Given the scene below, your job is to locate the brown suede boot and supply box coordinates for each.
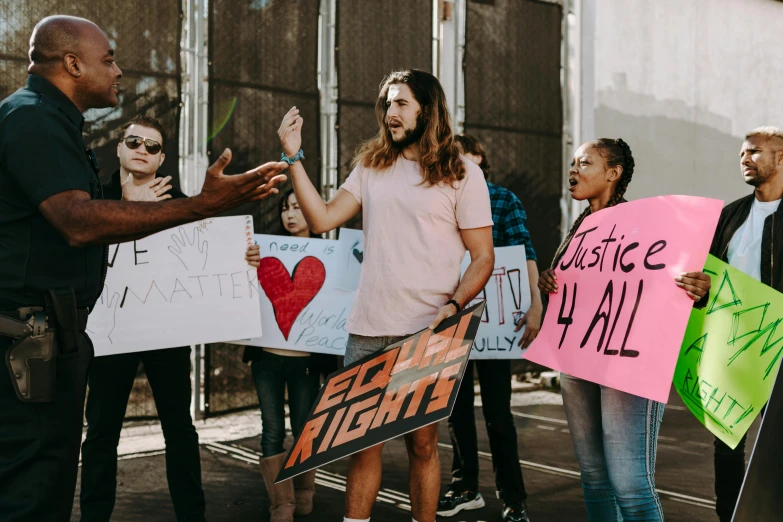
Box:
[293,469,317,516]
[258,452,295,522]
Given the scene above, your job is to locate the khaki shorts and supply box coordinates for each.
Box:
[344,334,408,366]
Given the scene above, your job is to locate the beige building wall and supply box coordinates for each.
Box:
[588,0,783,204]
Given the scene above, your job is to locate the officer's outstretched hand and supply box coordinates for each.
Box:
[196,149,288,213]
[122,173,173,202]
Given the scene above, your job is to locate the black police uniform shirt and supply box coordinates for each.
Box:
[102,169,186,201]
[0,74,104,310]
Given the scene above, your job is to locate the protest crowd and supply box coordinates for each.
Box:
[1,14,782,522]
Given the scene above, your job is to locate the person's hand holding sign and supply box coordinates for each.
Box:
[428,301,459,330]
[245,243,261,268]
[538,268,558,294]
[675,271,711,301]
[515,300,542,348]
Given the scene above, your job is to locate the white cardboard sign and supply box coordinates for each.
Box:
[462,246,531,359]
[335,228,364,292]
[87,216,262,356]
[234,234,353,355]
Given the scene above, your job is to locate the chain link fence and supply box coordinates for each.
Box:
[464,0,563,269]
[0,1,182,189]
[203,0,322,416]
[203,0,433,416]
[464,0,563,375]
[0,1,182,419]
[1,0,564,419]
[335,0,433,229]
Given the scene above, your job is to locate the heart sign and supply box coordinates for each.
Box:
[350,240,364,264]
[257,256,326,340]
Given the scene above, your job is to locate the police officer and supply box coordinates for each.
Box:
[0,16,287,522]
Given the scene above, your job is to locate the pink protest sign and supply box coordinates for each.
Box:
[524,196,723,403]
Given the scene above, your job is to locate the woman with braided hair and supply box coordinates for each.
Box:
[540,139,710,522]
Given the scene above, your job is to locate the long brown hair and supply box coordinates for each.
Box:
[352,69,465,186]
[551,138,636,268]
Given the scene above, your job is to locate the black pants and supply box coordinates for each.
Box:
[80,347,205,522]
[0,332,93,522]
[311,352,339,381]
[447,359,527,504]
[713,402,767,522]
[714,434,747,522]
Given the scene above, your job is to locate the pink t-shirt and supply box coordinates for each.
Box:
[340,155,493,336]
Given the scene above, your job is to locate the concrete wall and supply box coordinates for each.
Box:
[589,0,783,204]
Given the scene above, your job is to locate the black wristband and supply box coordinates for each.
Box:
[446,299,461,313]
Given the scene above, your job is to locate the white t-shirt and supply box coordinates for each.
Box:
[339,155,493,336]
[727,198,781,280]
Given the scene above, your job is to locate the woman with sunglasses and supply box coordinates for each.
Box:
[243,189,328,522]
[542,138,711,522]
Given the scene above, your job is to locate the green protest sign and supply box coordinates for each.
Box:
[674,255,783,449]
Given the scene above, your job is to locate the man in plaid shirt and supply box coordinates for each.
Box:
[437,135,542,522]
[488,183,539,255]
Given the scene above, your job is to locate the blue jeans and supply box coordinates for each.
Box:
[561,374,665,522]
[251,351,320,456]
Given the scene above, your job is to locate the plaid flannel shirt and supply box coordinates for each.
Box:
[487,181,537,261]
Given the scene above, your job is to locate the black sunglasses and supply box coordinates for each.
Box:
[123,135,163,155]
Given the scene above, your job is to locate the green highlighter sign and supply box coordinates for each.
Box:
[675,255,783,449]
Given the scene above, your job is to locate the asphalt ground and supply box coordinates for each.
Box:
[70,386,758,522]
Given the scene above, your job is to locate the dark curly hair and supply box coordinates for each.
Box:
[552,138,635,267]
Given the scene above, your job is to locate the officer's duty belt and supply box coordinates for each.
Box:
[0,308,89,338]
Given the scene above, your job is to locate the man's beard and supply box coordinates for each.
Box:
[390,115,427,149]
[745,164,775,187]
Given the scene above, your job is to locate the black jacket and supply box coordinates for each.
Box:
[708,193,783,292]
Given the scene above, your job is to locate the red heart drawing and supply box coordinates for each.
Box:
[257,256,326,340]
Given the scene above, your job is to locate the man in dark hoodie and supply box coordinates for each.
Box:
[79,115,202,522]
[707,126,783,522]
[79,115,259,522]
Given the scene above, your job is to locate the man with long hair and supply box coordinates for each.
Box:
[276,69,494,522]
